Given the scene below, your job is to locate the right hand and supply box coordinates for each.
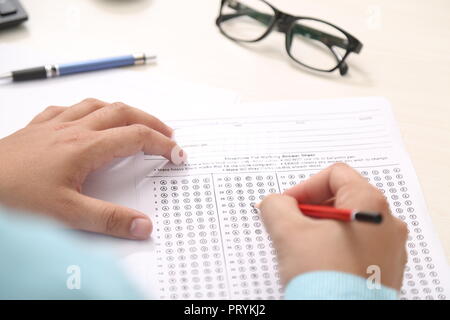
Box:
[259,163,408,290]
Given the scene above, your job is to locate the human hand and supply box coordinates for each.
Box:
[259,163,408,290]
[0,98,186,240]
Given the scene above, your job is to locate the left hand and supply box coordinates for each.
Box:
[0,98,185,240]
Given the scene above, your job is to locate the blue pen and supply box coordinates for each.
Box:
[0,53,155,82]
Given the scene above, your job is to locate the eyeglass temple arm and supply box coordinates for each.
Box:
[219,2,361,53]
[292,23,349,51]
[218,10,273,28]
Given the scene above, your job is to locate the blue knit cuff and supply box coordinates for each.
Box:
[284,271,398,300]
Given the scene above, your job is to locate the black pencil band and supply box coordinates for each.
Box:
[354,212,383,224]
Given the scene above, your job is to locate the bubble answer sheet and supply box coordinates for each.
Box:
[133,97,450,300]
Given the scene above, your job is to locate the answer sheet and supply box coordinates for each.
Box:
[134,97,450,300]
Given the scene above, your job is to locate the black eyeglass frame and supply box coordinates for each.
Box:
[215,0,363,76]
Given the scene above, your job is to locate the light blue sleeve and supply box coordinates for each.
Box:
[284,271,398,300]
[0,207,142,299]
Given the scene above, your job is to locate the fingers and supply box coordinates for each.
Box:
[92,124,185,166]
[55,98,109,122]
[283,163,366,204]
[258,194,310,244]
[28,106,67,125]
[66,192,152,240]
[333,181,391,217]
[284,163,390,216]
[78,102,173,138]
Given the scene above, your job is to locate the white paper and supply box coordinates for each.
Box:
[134,97,450,300]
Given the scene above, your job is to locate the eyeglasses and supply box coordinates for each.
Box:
[215,0,363,76]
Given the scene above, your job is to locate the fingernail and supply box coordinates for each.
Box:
[254,202,261,209]
[130,218,152,240]
[170,145,188,165]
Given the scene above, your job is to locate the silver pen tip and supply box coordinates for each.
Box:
[145,53,157,61]
[0,72,12,80]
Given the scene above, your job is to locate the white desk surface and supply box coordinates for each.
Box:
[1,0,449,262]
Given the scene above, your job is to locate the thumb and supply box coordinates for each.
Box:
[67,193,152,240]
[258,194,310,244]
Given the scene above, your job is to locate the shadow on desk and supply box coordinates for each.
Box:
[92,0,153,14]
[232,40,374,87]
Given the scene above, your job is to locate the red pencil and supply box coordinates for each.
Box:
[298,204,383,224]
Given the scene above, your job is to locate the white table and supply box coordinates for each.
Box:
[2,0,449,262]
